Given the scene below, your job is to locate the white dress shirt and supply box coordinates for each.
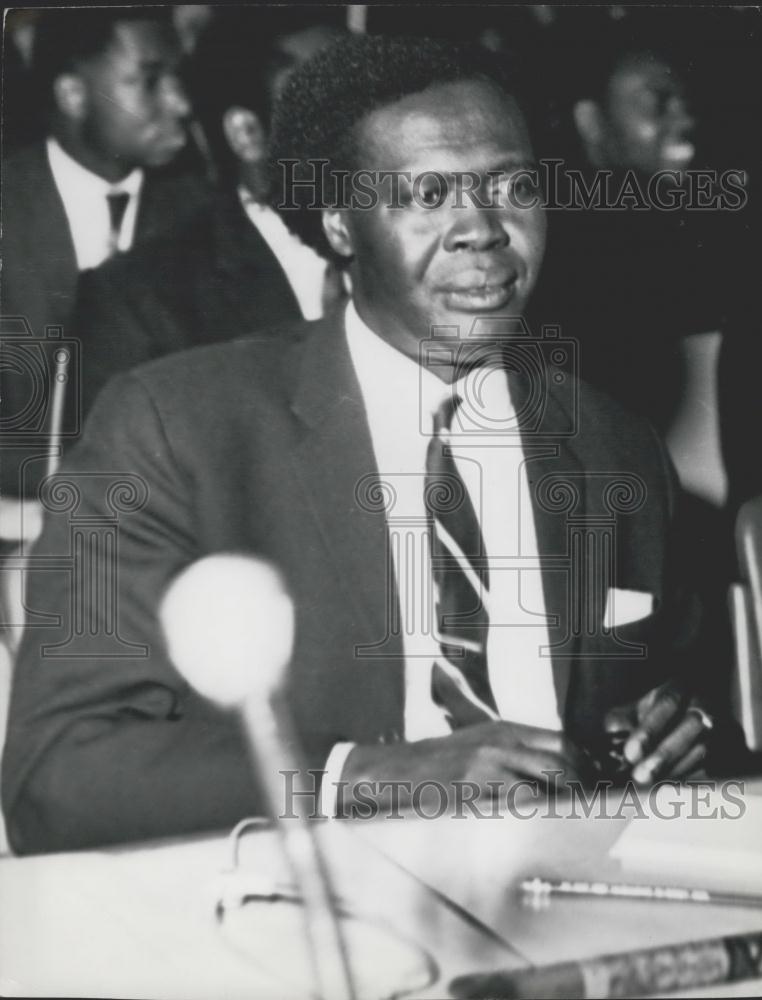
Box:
[239,189,330,320]
[321,302,562,809]
[46,137,143,271]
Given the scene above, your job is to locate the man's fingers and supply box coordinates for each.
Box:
[510,726,594,782]
[478,745,587,787]
[484,722,566,761]
[669,743,708,779]
[603,704,637,735]
[631,711,705,784]
[510,724,566,756]
[624,686,686,765]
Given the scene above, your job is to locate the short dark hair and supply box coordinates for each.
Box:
[268,34,523,257]
[568,17,686,106]
[32,7,175,105]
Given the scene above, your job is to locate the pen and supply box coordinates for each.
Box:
[520,876,762,908]
[450,930,762,999]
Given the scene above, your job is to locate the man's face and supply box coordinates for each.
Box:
[77,20,190,174]
[600,52,695,175]
[329,79,546,370]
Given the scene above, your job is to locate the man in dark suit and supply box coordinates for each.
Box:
[1,8,209,498]
[2,37,733,854]
[532,20,722,432]
[73,9,345,417]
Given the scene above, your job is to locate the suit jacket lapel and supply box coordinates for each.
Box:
[28,144,78,333]
[134,172,168,241]
[288,317,403,660]
[510,363,586,719]
[136,171,188,241]
[136,168,211,245]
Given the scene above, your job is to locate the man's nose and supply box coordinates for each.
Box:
[160,75,192,119]
[443,205,509,253]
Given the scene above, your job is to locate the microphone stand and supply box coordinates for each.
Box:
[160,555,356,1000]
[240,690,357,1000]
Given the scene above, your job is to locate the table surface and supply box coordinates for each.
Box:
[1,784,761,1000]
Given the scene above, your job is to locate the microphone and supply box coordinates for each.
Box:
[160,553,356,1000]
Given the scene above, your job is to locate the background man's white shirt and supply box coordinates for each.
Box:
[47,137,143,271]
[240,189,331,320]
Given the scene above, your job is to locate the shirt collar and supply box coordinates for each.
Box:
[344,299,516,431]
[345,298,463,427]
[47,136,143,199]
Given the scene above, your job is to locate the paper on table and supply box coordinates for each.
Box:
[609,785,762,893]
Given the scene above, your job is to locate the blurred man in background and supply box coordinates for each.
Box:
[73,9,345,417]
[535,27,708,430]
[571,46,696,178]
[2,7,209,500]
[534,18,748,711]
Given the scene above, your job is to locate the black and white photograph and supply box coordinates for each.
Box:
[0,3,761,998]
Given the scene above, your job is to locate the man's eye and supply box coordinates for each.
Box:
[413,177,448,208]
[493,173,540,203]
[419,185,444,207]
[513,175,540,199]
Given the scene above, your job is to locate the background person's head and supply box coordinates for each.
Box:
[570,30,695,176]
[33,8,191,182]
[189,9,345,200]
[269,35,546,369]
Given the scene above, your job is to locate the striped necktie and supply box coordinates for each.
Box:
[425,394,498,728]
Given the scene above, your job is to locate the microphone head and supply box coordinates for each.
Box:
[160,553,294,707]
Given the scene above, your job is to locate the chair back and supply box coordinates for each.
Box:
[729,495,762,751]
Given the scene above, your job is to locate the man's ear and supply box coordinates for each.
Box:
[52,74,88,121]
[573,99,604,151]
[222,106,267,164]
[322,209,353,260]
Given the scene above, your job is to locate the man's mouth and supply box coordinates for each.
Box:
[152,127,188,154]
[440,271,519,312]
[660,139,695,167]
[163,131,188,150]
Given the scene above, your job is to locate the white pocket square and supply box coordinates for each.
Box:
[604,588,654,629]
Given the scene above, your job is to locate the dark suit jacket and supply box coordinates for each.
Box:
[1,141,210,338]
[0,140,210,497]
[74,193,302,416]
[1,315,721,853]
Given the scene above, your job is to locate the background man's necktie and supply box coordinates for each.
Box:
[106,191,130,256]
[425,395,499,728]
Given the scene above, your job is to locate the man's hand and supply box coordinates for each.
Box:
[604,683,712,785]
[341,721,595,812]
